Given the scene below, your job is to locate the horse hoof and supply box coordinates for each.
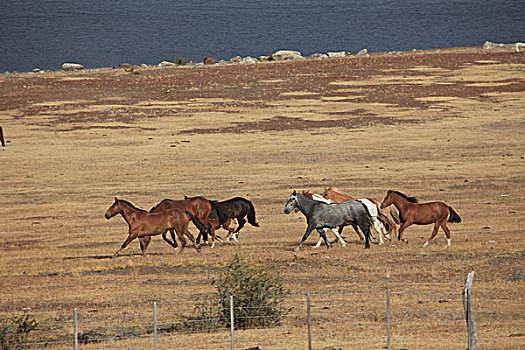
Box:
[294,247,301,252]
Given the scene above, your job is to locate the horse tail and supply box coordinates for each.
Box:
[377,211,394,235]
[448,207,462,223]
[390,206,400,225]
[185,211,207,233]
[246,200,259,227]
[210,200,228,226]
[360,203,375,229]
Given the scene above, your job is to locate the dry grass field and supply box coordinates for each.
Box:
[1,46,524,349]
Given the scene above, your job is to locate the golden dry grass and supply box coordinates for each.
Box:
[0,47,524,349]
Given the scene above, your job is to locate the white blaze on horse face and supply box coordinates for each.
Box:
[284,195,297,214]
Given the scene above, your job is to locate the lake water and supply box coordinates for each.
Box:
[1,0,523,72]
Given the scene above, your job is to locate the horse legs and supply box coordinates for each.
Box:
[169,229,178,248]
[115,232,138,256]
[350,223,366,243]
[357,222,371,249]
[295,225,315,251]
[139,236,151,255]
[316,228,331,249]
[196,224,211,246]
[162,230,178,250]
[441,222,452,247]
[209,226,217,249]
[314,228,330,248]
[234,216,246,233]
[174,229,187,254]
[182,229,201,253]
[333,227,347,247]
[423,221,441,247]
[371,218,386,245]
[397,221,412,244]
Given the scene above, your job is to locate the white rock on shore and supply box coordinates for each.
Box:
[61,63,84,70]
[270,50,303,61]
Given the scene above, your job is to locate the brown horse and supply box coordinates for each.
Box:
[104,198,201,256]
[139,196,227,252]
[321,187,397,244]
[0,126,5,150]
[379,190,461,247]
[202,197,260,247]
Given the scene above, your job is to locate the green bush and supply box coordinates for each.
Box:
[184,255,288,332]
[175,57,190,66]
[0,313,38,350]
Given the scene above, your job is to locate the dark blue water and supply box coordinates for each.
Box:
[1,0,523,72]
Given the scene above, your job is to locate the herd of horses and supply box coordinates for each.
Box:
[105,196,259,256]
[105,187,461,256]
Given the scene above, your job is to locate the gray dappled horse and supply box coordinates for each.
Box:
[284,191,374,251]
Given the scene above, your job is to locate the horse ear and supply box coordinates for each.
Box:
[114,197,118,201]
[292,190,296,195]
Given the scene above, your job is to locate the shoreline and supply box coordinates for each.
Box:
[3,41,523,76]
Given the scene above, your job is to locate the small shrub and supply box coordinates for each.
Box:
[175,57,190,66]
[0,313,38,350]
[184,255,288,332]
[213,255,288,329]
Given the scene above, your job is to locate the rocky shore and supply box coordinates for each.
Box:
[5,41,524,76]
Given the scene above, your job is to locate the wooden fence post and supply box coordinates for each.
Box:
[230,295,234,350]
[153,302,157,350]
[463,271,477,350]
[74,308,78,350]
[386,289,391,350]
[307,292,312,350]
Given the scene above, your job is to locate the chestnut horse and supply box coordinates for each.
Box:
[104,198,201,256]
[380,190,461,247]
[138,196,228,252]
[198,196,260,247]
[0,126,5,150]
[322,187,396,244]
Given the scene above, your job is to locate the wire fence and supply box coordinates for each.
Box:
[6,284,524,349]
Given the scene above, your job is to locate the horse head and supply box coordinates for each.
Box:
[284,190,299,214]
[380,190,395,209]
[105,197,121,219]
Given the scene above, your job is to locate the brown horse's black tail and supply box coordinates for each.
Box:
[246,200,259,227]
[185,211,207,233]
[448,207,462,223]
[210,200,229,226]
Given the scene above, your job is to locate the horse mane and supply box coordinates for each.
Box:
[118,199,148,212]
[393,191,418,203]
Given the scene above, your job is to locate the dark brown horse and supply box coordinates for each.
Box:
[201,197,260,247]
[0,126,5,150]
[139,196,227,252]
[380,190,461,247]
[104,198,201,256]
